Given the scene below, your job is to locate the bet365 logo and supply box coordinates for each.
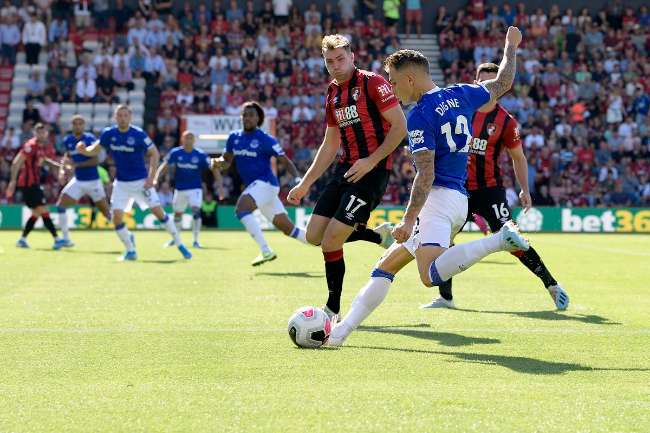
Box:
[335,105,359,122]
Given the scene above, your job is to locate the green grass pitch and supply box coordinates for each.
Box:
[1,230,649,433]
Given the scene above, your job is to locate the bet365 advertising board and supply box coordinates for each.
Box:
[1,205,649,233]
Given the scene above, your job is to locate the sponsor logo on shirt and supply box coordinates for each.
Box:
[177,163,199,169]
[111,144,135,152]
[233,149,258,157]
[335,105,360,127]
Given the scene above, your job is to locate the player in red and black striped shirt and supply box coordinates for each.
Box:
[288,34,407,318]
[6,123,65,249]
[424,63,568,310]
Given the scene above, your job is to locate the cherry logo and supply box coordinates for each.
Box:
[302,308,314,318]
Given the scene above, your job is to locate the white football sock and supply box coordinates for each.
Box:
[163,214,182,245]
[57,207,69,240]
[240,213,271,254]
[115,224,134,252]
[288,226,308,244]
[174,215,182,234]
[335,269,394,339]
[192,214,201,243]
[430,233,502,284]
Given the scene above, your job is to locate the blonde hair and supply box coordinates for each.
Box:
[114,104,131,114]
[71,114,86,123]
[321,34,351,54]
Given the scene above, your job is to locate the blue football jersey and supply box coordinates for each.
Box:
[63,132,98,181]
[165,147,210,191]
[99,125,153,181]
[407,83,491,195]
[225,128,284,187]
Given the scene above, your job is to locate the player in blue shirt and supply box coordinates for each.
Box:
[215,101,307,266]
[154,130,224,248]
[76,104,192,261]
[55,115,111,247]
[329,27,530,346]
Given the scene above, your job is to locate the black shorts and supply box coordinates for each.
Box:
[20,185,46,209]
[313,164,390,227]
[467,187,512,232]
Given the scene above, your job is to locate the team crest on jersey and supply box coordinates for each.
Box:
[127,137,135,145]
[250,139,259,149]
[351,87,360,101]
[487,123,497,136]
[191,156,198,163]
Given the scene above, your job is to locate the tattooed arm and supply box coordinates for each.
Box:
[392,149,435,243]
[482,26,522,101]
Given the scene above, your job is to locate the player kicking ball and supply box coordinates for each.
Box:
[154,130,224,249]
[76,104,191,261]
[329,28,529,347]
[55,115,111,247]
[214,101,308,266]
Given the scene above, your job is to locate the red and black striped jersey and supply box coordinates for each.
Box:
[466,104,522,191]
[17,138,45,188]
[325,68,399,170]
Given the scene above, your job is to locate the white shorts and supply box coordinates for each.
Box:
[111,179,161,211]
[403,186,468,256]
[61,177,106,202]
[243,180,287,221]
[173,188,202,213]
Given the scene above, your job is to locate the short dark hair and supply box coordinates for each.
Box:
[383,49,429,74]
[476,62,499,80]
[241,101,265,127]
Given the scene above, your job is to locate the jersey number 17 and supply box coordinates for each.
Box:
[441,115,471,153]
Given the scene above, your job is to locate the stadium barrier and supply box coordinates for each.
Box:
[1,205,649,233]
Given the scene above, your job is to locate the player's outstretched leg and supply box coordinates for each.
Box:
[56,192,78,247]
[235,194,275,265]
[427,221,529,287]
[191,207,202,248]
[17,209,40,248]
[271,213,307,244]
[345,222,395,249]
[329,243,414,347]
[113,209,136,261]
[320,219,355,317]
[164,212,183,248]
[152,206,191,260]
[36,206,65,250]
[512,247,568,310]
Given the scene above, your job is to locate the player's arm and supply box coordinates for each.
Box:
[287,126,340,204]
[507,145,531,211]
[211,164,226,201]
[144,145,160,189]
[42,157,66,170]
[276,155,301,181]
[345,105,407,183]
[6,151,26,198]
[392,149,435,243]
[481,26,522,102]
[212,151,233,170]
[76,139,102,157]
[153,159,168,187]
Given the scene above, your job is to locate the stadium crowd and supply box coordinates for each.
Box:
[0,0,649,211]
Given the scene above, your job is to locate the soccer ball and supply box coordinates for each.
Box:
[287,306,331,348]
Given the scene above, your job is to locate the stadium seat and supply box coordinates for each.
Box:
[7,114,21,128]
[116,90,128,103]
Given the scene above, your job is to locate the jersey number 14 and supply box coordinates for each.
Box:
[441,115,471,153]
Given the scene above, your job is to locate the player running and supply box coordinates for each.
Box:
[154,130,224,248]
[287,34,407,319]
[55,115,111,247]
[6,123,65,249]
[422,62,568,310]
[328,27,529,347]
[76,104,191,261]
[215,101,309,266]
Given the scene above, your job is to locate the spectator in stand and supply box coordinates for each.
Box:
[75,54,97,81]
[26,70,45,101]
[272,0,292,25]
[96,64,119,103]
[113,59,134,91]
[75,72,96,103]
[48,15,68,43]
[22,11,46,65]
[383,0,400,27]
[405,0,422,38]
[36,95,60,128]
[0,13,20,65]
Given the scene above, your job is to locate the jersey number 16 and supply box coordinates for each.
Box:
[441,115,471,153]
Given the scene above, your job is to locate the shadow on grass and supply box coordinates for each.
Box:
[455,309,621,325]
[256,272,324,278]
[138,259,183,264]
[358,326,500,347]
[347,345,650,375]
[60,249,123,255]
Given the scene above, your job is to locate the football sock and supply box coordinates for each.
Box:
[22,215,38,238]
[192,211,201,243]
[345,226,381,244]
[324,249,345,314]
[174,214,182,234]
[115,223,135,251]
[288,226,307,244]
[57,207,69,240]
[429,233,502,285]
[338,269,394,338]
[512,247,558,288]
[439,278,454,300]
[41,212,59,238]
[238,212,271,254]
[161,214,182,245]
